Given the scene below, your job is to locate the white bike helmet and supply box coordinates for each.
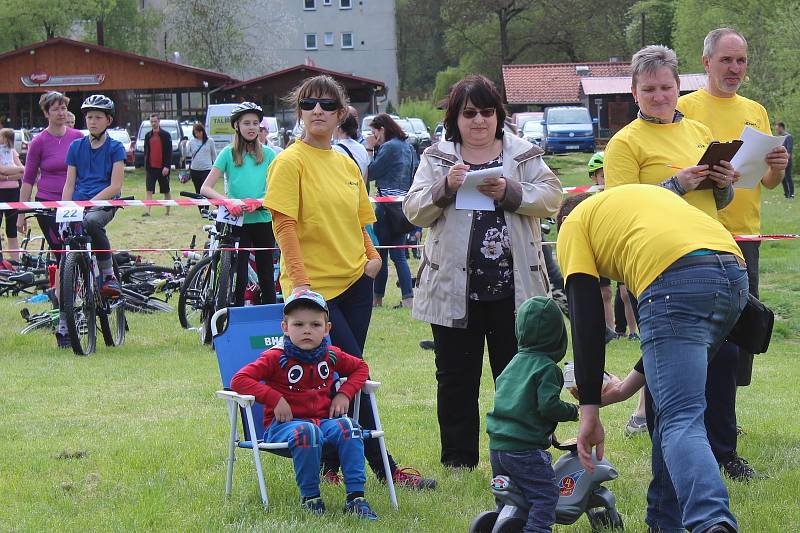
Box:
[230,102,263,126]
[81,94,115,117]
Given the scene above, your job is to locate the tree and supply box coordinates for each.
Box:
[625,0,676,50]
[165,0,295,77]
[396,0,449,97]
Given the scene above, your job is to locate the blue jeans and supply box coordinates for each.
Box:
[490,449,558,533]
[373,208,414,299]
[638,255,748,533]
[265,417,366,497]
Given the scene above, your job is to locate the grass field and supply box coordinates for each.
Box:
[1,158,798,532]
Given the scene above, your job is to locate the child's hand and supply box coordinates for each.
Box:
[329,393,350,418]
[273,397,293,423]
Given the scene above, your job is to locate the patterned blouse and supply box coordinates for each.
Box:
[465,155,514,301]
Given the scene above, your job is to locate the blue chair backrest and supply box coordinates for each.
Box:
[214,304,285,440]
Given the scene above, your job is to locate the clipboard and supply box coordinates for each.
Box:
[696,140,743,190]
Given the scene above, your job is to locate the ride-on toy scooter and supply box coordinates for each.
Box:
[468,435,623,532]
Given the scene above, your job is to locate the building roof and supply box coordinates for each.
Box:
[223,64,385,93]
[503,62,632,104]
[580,73,708,95]
[0,37,233,83]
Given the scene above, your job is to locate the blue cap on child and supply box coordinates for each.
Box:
[283,288,329,315]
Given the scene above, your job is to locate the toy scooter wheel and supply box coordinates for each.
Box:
[468,511,499,533]
[587,507,624,531]
[492,516,525,533]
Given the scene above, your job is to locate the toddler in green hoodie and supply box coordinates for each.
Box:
[486,296,578,533]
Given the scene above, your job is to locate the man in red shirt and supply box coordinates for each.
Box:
[142,113,172,216]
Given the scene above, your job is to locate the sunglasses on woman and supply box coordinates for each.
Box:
[461,108,496,119]
[299,98,340,112]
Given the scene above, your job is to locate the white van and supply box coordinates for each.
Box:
[205,103,238,153]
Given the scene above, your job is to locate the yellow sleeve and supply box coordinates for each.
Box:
[357,175,377,226]
[264,155,301,219]
[556,219,600,283]
[604,134,641,189]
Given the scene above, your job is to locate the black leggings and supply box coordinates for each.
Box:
[232,222,275,306]
[0,187,19,239]
[190,169,211,213]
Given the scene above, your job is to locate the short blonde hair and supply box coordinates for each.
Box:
[631,45,679,87]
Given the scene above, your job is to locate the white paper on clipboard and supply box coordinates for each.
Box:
[455,167,502,210]
[730,126,786,189]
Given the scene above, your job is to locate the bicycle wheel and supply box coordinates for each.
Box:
[214,250,236,316]
[178,256,212,330]
[61,252,96,356]
[99,259,126,347]
[121,288,174,314]
[121,265,176,297]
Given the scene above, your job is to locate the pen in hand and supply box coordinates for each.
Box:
[665,164,683,170]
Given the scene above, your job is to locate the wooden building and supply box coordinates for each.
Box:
[0,38,233,132]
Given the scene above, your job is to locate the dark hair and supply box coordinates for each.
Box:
[443,74,506,144]
[556,192,591,230]
[287,75,347,118]
[339,111,360,139]
[150,113,159,119]
[193,122,208,142]
[39,91,70,114]
[775,121,786,129]
[369,113,406,141]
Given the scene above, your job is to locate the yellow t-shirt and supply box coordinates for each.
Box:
[678,88,772,234]
[264,140,376,300]
[605,117,717,218]
[556,184,743,298]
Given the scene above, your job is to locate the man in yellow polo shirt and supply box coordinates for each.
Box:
[678,27,788,481]
[557,185,747,533]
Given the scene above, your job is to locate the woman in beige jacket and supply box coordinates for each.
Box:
[403,75,563,469]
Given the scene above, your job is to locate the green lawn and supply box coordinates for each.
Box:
[1,162,798,532]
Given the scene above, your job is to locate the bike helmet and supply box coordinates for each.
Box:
[587,151,604,174]
[81,94,115,117]
[230,102,263,127]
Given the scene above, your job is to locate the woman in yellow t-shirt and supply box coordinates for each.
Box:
[604,45,737,219]
[264,75,436,490]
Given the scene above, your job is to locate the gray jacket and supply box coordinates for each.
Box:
[403,132,563,328]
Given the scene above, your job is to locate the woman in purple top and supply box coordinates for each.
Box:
[17,91,84,349]
[17,91,84,248]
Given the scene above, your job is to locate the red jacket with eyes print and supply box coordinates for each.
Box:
[230,345,369,428]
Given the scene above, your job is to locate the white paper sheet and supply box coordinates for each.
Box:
[730,126,786,189]
[455,166,503,210]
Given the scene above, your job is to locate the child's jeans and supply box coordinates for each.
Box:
[490,449,558,533]
[265,417,366,498]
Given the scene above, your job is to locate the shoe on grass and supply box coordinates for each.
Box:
[721,455,767,482]
[624,415,648,437]
[605,327,619,344]
[419,340,435,350]
[392,467,437,490]
[301,496,325,515]
[56,332,71,349]
[628,332,640,341]
[342,497,378,520]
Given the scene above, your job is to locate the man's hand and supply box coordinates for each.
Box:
[273,397,293,423]
[364,257,381,278]
[766,146,789,173]
[161,167,170,177]
[329,393,350,418]
[577,405,604,473]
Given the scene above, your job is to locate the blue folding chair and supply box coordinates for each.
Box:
[211,304,398,509]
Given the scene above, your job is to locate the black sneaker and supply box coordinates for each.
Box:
[721,455,766,481]
[419,340,435,350]
[301,496,325,515]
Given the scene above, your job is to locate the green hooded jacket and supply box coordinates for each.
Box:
[486,297,578,451]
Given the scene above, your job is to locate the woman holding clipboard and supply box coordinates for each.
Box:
[604,45,738,217]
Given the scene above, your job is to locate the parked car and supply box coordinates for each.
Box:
[541,106,596,154]
[512,111,544,133]
[521,120,544,146]
[395,118,419,152]
[361,113,400,140]
[80,128,135,165]
[433,122,445,144]
[14,129,31,164]
[262,116,281,147]
[408,118,432,153]
[134,119,185,167]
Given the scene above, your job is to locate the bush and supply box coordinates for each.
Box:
[397,99,444,133]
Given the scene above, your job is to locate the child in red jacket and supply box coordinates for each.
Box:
[231,289,377,519]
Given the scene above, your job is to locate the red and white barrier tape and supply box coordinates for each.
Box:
[2,244,424,255]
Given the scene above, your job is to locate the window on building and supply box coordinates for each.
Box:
[323,0,331,4]
[304,0,315,10]
[305,33,318,50]
[339,0,352,9]
[341,32,354,49]
[324,32,334,46]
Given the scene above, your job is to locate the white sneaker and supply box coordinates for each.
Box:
[624,415,648,437]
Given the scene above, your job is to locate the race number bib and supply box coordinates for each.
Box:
[55,207,85,223]
[215,205,244,226]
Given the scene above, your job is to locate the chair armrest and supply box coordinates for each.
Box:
[336,378,382,395]
[215,389,255,408]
